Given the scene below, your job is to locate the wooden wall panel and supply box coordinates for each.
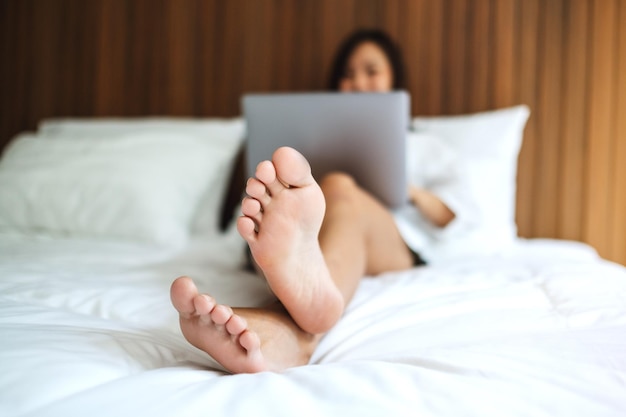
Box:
[0,0,625,265]
[559,0,589,241]
[466,0,492,113]
[403,0,427,114]
[612,1,626,262]
[422,1,444,114]
[535,0,563,239]
[444,0,468,114]
[492,0,516,109]
[586,0,618,258]
[195,0,217,114]
[167,0,197,115]
[515,0,539,238]
[95,0,127,115]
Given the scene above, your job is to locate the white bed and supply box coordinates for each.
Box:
[1,110,625,417]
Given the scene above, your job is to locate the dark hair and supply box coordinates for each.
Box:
[327,29,407,91]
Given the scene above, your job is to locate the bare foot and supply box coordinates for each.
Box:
[171,276,317,374]
[237,147,344,334]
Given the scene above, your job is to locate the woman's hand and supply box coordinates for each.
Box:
[408,186,455,228]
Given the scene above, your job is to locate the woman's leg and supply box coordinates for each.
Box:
[318,172,414,303]
[171,147,413,373]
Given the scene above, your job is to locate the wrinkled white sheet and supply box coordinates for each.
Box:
[1,231,625,417]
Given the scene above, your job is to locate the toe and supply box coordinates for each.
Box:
[239,330,261,352]
[256,160,284,196]
[245,178,271,206]
[225,315,247,335]
[237,216,257,242]
[211,304,233,325]
[241,197,263,222]
[170,276,198,316]
[193,294,216,315]
[273,146,314,188]
[255,160,276,183]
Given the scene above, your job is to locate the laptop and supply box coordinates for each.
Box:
[242,91,410,208]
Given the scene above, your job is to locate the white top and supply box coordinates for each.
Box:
[393,130,478,262]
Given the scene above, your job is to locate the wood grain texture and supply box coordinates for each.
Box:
[515,0,539,238]
[0,0,624,264]
[612,0,626,263]
[534,0,563,239]
[559,0,588,241]
[585,0,617,257]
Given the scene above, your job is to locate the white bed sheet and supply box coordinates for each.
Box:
[1,230,625,417]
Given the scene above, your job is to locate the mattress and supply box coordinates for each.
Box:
[1,230,625,417]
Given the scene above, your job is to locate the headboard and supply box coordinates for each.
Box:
[1,0,624,265]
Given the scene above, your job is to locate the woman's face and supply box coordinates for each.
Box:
[339,41,394,93]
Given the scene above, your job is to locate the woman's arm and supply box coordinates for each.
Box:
[408,185,456,228]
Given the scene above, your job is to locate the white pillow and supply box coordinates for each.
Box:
[39,117,238,138]
[37,117,246,236]
[412,105,530,257]
[0,131,228,246]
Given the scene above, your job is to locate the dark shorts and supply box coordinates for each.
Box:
[408,247,427,266]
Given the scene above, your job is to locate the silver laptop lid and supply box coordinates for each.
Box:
[242,91,409,208]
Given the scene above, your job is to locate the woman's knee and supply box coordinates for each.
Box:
[320,172,358,196]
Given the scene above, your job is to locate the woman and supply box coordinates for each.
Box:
[170,29,469,374]
[328,30,468,261]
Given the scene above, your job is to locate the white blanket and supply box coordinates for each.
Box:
[1,231,625,417]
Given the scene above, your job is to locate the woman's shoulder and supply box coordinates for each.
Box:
[406,128,455,157]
